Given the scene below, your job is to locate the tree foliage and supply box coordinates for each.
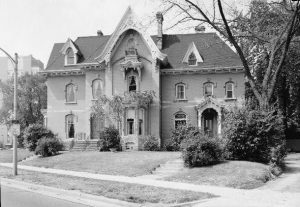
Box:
[162,0,300,109]
[223,107,286,165]
[0,73,47,129]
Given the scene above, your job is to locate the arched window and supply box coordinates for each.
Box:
[66,83,76,103]
[126,37,137,56]
[188,52,197,66]
[176,83,185,100]
[66,114,75,139]
[66,48,75,65]
[204,82,214,97]
[174,112,187,129]
[225,82,234,98]
[92,79,103,99]
[128,76,137,92]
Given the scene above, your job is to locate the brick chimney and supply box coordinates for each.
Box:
[97,30,103,37]
[156,12,163,50]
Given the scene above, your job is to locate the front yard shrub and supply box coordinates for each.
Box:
[181,133,223,167]
[169,125,201,151]
[35,137,63,157]
[97,126,121,151]
[23,124,55,151]
[223,107,286,165]
[143,135,160,151]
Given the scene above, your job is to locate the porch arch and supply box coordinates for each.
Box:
[195,98,222,137]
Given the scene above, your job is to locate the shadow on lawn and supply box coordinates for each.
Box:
[282,161,300,174]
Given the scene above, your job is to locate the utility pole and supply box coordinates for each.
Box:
[13,53,18,176]
[0,47,19,176]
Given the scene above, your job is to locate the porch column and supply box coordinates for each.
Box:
[134,107,139,135]
[122,109,126,136]
[217,113,222,136]
[198,111,202,129]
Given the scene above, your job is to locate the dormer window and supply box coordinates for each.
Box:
[66,48,75,65]
[188,52,197,66]
[60,38,80,66]
[182,42,203,65]
[128,75,137,92]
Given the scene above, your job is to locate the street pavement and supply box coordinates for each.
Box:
[1,185,92,207]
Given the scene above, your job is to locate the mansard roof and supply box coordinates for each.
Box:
[46,32,242,71]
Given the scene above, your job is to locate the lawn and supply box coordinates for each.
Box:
[165,161,272,189]
[0,149,34,163]
[23,151,181,176]
[0,166,214,205]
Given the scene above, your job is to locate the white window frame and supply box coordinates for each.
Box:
[225,82,235,99]
[204,82,214,97]
[176,83,186,100]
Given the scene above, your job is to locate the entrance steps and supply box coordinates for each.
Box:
[138,158,185,179]
[71,140,98,151]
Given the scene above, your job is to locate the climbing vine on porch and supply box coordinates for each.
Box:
[90,90,155,131]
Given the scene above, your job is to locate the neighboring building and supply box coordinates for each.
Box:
[0,55,44,81]
[42,7,244,150]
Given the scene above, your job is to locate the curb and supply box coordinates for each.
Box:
[0,178,140,207]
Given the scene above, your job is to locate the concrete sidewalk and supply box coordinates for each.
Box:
[1,163,300,207]
[0,163,243,197]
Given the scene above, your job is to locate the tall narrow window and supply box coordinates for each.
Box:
[176,84,185,100]
[174,113,187,129]
[139,119,143,135]
[66,48,75,65]
[204,83,213,97]
[66,114,75,138]
[128,76,137,92]
[225,82,234,98]
[92,79,103,99]
[127,119,134,135]
[188,52,197,66]
[66,83,76,103]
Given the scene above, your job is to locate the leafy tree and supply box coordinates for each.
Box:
[161,0,300,109]
[0,73,47,130]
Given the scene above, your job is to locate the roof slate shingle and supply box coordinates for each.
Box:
[46,33,242,71]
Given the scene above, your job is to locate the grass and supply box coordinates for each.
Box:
[0,166,214,204]
[0,148,34,163]
[23,151,181,176]
[165,161,272,189]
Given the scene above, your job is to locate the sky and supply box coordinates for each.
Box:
[0,0,248,66]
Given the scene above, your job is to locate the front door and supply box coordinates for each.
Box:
[201,108,218,137]
[90,116,104,139]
